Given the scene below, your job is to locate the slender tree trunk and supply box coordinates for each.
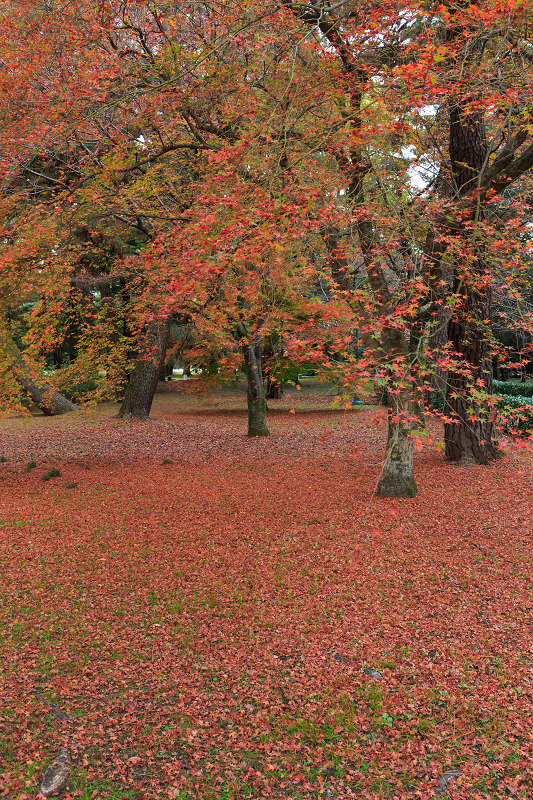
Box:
[428,304,452,392]
[241,339,269,437]
[376,327,419,498]
[266,376,283,399]
[1,328,78,415]
[12,354,78,415]
[262,333,284,399]
[119,316,171,420]
[267,379,283,399]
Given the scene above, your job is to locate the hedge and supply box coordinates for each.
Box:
[493,380,533,398]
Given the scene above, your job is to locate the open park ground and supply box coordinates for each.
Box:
[0,382,531,799]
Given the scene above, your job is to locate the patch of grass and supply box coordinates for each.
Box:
[26,461,37,471]
[0,456,7,463]
[365,684,384,712]
[41,468,61,481]
[68,772,141,799]
[66,481,78,489]
[162,458,173,465]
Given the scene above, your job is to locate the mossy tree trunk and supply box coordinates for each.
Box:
[241,338,269,437]
[377,391,418,498]
[119,316,171,420]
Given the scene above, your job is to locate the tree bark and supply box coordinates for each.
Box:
[428,303,452,393]
[444,99,500,462]
[266,376,283,399]
[444,278,499,463]
[262,333,284,400]
[1,328,78,415]
[377,392,418,498]
[119,316,171,419]
[12,354,78,415]
[241,339,269,437]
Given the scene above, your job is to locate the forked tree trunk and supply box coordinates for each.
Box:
[242,339,269,437]
[377,393,418,498]
[119,316,171,420]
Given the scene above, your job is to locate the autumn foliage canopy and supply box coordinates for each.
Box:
[1,0,533,493]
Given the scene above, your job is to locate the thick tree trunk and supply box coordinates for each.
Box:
[444,280,499,463]
[377,393,418,498]
[119,316,171,420]
[444,98,499,463]
[242,340,269,437]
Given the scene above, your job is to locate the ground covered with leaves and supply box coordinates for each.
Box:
[0,384,531,799]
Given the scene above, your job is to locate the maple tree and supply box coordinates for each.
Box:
[1,9,533,797]
[1,0,533,494]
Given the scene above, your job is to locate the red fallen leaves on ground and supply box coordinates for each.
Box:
[0,394,531,799]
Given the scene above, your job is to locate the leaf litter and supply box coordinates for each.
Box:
[0,388,531,799]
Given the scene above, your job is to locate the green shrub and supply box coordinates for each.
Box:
[493,380,533,398]
[280,364,318,385]
[25,461,37,471]
[59,375,99,402]
[42,468,61,481]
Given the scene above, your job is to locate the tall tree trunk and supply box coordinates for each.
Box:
[241,339,269,437]
[119,316,171,420]
[285,5,418,497]
[444,100,499,462]
[323,215,419,495]
[1,328,78,415]
[377,391,418,498]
